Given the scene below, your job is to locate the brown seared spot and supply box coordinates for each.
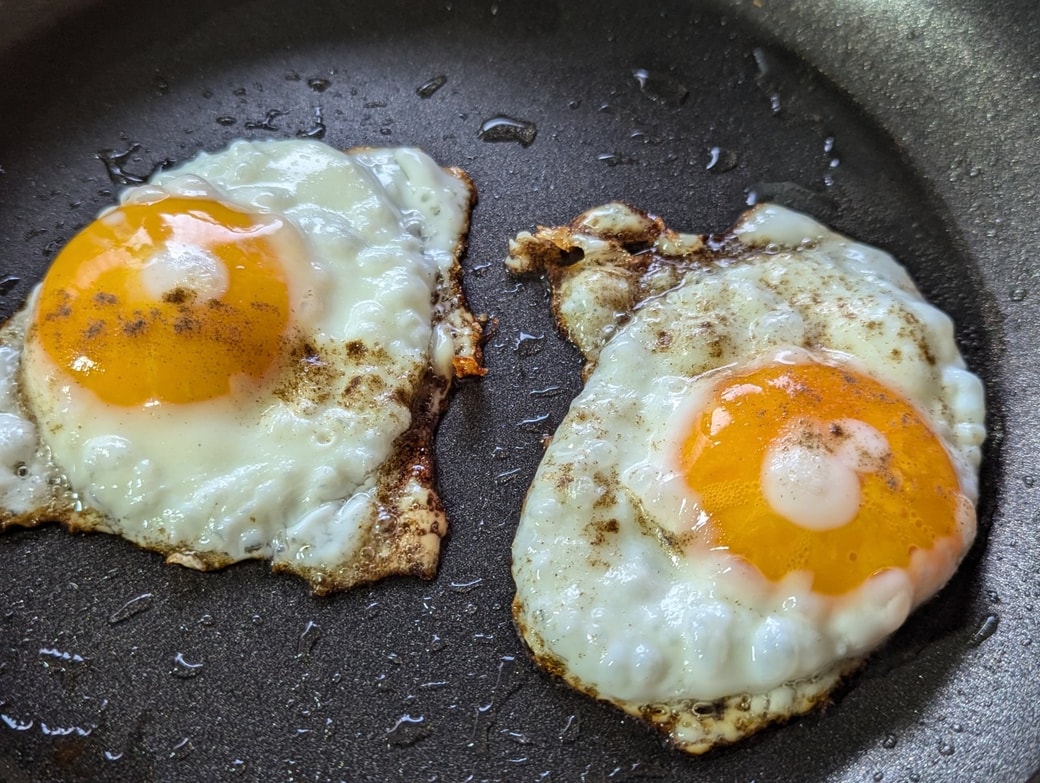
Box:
[453,355,487,378]
[920,339,937,365]
[593,485,617,509]
[390,383,412,407]
[173,314,201,334]
[283,354,455,595]
[161,287,195,305]
[121,317,147,336]
[271,336,339,406]
[585,517,620,547]
[94,291,118,306]
[40,290,73,321]
[345,340,367,359]
[553,462,575,492]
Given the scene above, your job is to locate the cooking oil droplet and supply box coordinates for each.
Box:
[450,577,483,593]
[872,773,884,782]
[631,68,688,107]
[1023,475,1036,488]
[297,620,321,658]
[306,78,330,93]
[108,593,153,624]
[530,385,563,398]
[1010,287,1027,302]
[1,714,33,731]
[515,331,545,356]
[170,736,194,760]
[296,106,326,140]
[103,750,123,761]
[198,613,215,627]
[417,75,447,98]
[244,109,287,131]
[969,613,999,646]
[559,714,580,743]
[96,145,171,186]
[387,714,429,747]
[0,275,20,297]
[478,115,537,147]
[597,152,637,167]
[629,129,661,145]
[429,634,446,652]
[171,652,203,678]
[495,467,523,485]
[38,647,86,665]
[938,740,955,756]
[518,413,551,431]
[881,733,898,749]
[468,655,526,751]
[706,146,738,173]
[752,47,784,114]
[216,116,236,126]
[228,759,247,774]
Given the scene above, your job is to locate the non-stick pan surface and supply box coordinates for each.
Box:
[1,1,1037,781]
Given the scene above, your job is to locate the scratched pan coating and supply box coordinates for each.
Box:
[0,0,1037,781]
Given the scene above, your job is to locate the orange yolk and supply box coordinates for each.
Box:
[680,361,963,595]
[32,197,296,407]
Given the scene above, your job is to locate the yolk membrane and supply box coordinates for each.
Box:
[32,197,295,406]
[679,360,963,595]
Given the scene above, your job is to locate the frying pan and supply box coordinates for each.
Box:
[0,0,1037,780]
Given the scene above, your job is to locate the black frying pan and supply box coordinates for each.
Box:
[1,1,1037,780]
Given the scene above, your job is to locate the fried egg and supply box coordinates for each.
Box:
[0,138,484,594]
[507,202,984,753]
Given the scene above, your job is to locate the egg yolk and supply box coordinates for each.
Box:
[680,360,963,595]
[32,197,297,407]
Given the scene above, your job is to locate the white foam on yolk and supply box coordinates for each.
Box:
[139,241,229,301]
[761,417,891,532]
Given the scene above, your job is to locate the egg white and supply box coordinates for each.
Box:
[508,203,985,752]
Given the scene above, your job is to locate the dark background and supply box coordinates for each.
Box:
[0,0,1037,781]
